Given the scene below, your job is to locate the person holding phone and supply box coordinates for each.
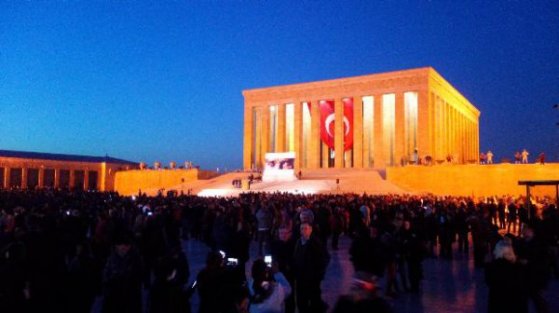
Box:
[248,259,291,313]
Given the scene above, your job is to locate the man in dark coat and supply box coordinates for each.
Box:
[292,222,330,313]
[271,226,296,313]
[516,224,551,313]
[102,234,143,313]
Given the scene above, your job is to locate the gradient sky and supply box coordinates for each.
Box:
[0,1,558,170]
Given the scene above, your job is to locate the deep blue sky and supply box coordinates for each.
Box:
[0,1,558,170]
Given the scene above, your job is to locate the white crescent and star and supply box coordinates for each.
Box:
[324,113,351,137]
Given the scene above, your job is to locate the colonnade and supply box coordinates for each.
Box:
[243,68,481,171]
[431,92,479,163]
[0,166,99,190]
[245,92,428,170]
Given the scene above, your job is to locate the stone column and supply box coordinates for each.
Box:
[321,142,329,168]
[84,171,90,190]
[69,170,75,189]
[21,167,27,189]
[334,98,344,168]
[433,95,439,161]
[38,168,44,188]
[451,107,456,161]
[262,105,270,162]
[440,100,445,160]
[3,167,10,188]
[277,103,286,152]
[395,92,405,166]
[243,103,254,170]
[353,96,363,168]
[445,101,450,159]
[428,91,436,162]
[373,94,384,168]
[418,90,431,163]
[467,116,471,162]
[451,105,455,160]
[54,168,60,188]
[254,107,262,169]
[294,100,303,170]
[473,119,476,161]
[461,114,466,163]
[475,122,480,162]
[310,101,321,169]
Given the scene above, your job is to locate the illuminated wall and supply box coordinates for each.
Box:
[387,164,559,198]
[243,67,480,170]
[114,168,219,196]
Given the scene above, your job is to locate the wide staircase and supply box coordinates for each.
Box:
[297,168,409,194]
[145,168,410,196]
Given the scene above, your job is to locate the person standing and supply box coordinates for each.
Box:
[256,206,273,256]
[516,225,551,313]
[248,259,291,313]
[479,152,487,164]
[271,226,296,313]
[485,240,528,313]
[538,152,545,165]
[486,151,494,164]
[102,234,143,313]
[508,201,519,235]
[292,222,330,313]
[514,151,522,164]
[521,149,529,164]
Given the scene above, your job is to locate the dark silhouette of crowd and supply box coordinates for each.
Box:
[0,188,557,313]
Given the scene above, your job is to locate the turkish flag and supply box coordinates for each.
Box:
[343,98,354,151]
[319,100,335,149]
[319,99,354,151]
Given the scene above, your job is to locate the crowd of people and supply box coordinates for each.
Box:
[479,149,547,165]
[0,189,557,313]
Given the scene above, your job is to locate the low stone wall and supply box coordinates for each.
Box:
[114,169,205,196]
[387,163,559,198]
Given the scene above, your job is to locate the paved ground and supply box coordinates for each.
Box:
[93,234,559,312]
[185,235,559,313]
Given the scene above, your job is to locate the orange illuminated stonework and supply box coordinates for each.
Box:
[243,67,480,170]
[0,150,137,191]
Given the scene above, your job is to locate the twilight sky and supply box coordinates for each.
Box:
[0,1,558,170]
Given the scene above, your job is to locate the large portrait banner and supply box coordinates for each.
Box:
[262,152,297,182]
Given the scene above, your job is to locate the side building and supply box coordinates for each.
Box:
[243,67,480,170]
[0,150,138,191]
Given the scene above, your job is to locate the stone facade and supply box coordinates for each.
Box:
[243,67,480,170]
[0,150,137,191]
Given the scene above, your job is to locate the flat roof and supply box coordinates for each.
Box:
[0,149,138,165]
[243,67,432,94]
[518,180,559,186]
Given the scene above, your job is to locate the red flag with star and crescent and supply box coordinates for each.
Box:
[319,99,353,151]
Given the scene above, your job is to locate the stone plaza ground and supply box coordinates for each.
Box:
[184,235,559,313]
[91,233,559,313]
